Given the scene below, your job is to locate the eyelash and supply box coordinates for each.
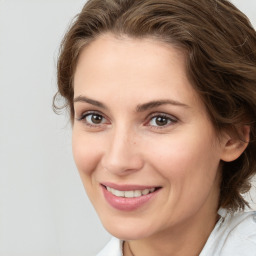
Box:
[76,111,109,127]
[76,111,178,129]
[145,113,178,129]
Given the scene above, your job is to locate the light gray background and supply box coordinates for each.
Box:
[0,0,255,255]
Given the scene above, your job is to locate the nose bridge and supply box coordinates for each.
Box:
[102,123,143,174]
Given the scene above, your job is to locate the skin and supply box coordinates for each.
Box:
[72,33,248,256]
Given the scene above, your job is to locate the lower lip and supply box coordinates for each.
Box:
[102,186,159,211]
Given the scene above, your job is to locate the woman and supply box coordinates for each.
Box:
[54,0,256,255]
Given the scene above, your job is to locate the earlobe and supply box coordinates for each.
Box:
[220,125,250,162]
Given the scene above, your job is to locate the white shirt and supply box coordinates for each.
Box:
[97,209,256,256]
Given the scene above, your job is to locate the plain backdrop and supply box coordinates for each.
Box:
[0,0,255,255]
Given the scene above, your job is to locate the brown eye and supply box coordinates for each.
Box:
[155,116,169,126]
[85,113,106,125]
[148,114,177,128]
[91,114,103,124]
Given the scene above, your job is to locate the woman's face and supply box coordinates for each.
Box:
[72,34,226,240]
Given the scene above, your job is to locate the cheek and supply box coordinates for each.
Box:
[72,131,106,205]
[147,129,221,188]
[72,131,101,178]
[147,131,221,217]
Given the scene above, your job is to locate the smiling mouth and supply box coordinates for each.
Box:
[101,184,161,211]
[103,185,160,198]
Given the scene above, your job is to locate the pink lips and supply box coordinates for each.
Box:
[101,183,160,211]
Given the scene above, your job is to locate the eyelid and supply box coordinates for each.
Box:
[76,110,111,128]
[145,112,178,128]
[76,110,106,121]
[147,112,178,121]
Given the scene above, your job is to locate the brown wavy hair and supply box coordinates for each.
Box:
[54,0,256,211]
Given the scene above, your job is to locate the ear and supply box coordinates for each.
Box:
[220,125,250,162]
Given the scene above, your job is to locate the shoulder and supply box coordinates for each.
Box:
[200,209,256,256]
[96,237,123,256]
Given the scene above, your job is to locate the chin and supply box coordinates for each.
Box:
[101,216,156,241]
[107,228,149,241]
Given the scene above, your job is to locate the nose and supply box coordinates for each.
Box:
[101,126,144,175]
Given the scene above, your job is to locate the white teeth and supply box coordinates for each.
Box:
[134,190,142,197]
[113,189,125,197]
[142,189,150,195]
[124,191,134,198]
[106,186,156,198]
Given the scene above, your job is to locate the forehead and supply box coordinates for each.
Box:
[75,33,185,75]
[73,33,200,108]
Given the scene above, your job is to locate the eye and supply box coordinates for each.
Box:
[86,113,105,125]
[77,112,109,126]
[147,114,177,128]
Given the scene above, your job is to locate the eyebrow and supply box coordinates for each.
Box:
[73,95,189,112]
[73,95,108,109]
[136,99,189,112]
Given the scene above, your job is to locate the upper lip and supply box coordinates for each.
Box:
[101,182,161,191]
